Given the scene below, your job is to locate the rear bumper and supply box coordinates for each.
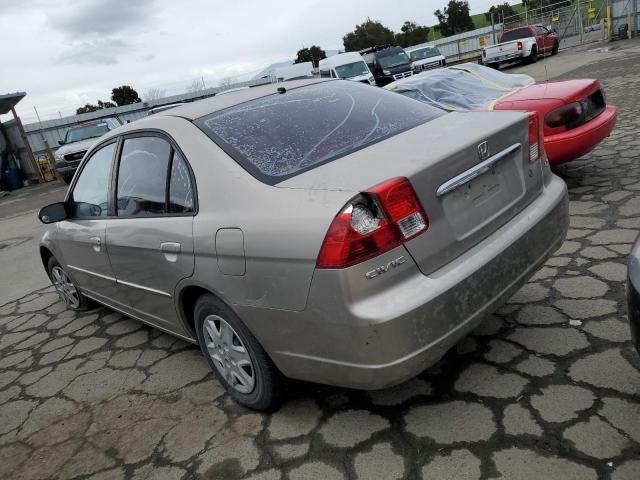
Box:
[627,239,640,354]
[544,105,617,166]
[627,277,640,354]
[55,161,81,177]
[246,174,568,389]
[483,51,523,64]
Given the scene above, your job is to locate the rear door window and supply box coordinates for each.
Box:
[195,81,443,184]
[168,151,195,214]
[117,136,171,216]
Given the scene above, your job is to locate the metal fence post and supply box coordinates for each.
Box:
[491,12,496,44]
[578,0,584,44]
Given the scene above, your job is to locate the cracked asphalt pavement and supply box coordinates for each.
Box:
[2,42,640,480]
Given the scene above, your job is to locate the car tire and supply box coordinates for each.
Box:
[47,256,90,310]
[489,62,500,70]
[552,42,559,55]
[528,47,538,63]
[194,294,285,411]
[62,175,73,184]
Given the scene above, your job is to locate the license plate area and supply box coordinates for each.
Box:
[442,154,523,240]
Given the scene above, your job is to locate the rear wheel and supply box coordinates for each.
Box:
[527,47,538,63]
[552,42,559,55]
[489,62,500,70]
[47,256,90,310]
[194,294,284,411]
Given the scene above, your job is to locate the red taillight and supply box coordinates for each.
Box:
[528,111,543,163]
[316,177,428,268]
[517,41,523,50]
[544,102,583,129]
[367,178,428,240]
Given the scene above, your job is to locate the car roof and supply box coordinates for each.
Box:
[91,79,333,145]
[319,52,364,66]
[156,78,330,121]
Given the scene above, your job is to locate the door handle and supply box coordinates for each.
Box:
[90,236,101,252]
[160,242,181,262]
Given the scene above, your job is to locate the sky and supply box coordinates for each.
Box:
[0,0,501,124]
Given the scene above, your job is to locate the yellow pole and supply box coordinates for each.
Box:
[607,5,613,41]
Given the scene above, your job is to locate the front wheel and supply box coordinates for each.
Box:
[47,256,90,310]
[552,42,559,55]
[194,294,284,411]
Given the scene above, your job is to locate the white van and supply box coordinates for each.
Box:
[273,62,315,82]
[318,52,375,85]
[404,45,446,73]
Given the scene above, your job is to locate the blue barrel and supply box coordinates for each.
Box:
[2,168,24,191]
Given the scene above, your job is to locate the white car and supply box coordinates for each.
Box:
[318,52,375,85]
[54,118,121,184]
[405,45,446,73]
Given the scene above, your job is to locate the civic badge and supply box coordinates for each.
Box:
[478,141,490,160]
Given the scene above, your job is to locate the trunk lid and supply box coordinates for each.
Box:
[278,110,544,274]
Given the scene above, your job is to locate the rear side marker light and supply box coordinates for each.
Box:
[517,41,523,50]
[528,111,543,163]
[317,177,428,268]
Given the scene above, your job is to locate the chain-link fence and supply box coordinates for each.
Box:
[500,0,605,50]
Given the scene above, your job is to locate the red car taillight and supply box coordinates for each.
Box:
[517,41,523,50]
[316,177,428,268]
[544,101,584,128]
[528,111,543,163]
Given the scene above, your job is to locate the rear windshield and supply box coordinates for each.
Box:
[501,28,532,42]
[195,81,443,184]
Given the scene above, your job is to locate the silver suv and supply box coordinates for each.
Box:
[54,118,120,183]
[38,79,568,410]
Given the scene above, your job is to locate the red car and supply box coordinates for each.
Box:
[388,63,617,166]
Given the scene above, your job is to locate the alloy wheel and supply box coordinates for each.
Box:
[51,266,81,309]
[203,314,256,394]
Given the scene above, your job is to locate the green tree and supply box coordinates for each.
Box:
[485,2,516,23]
[111,85,141,107]
[343,18,396,52]
[434,0,475,37]
[76,104,100,114]
[523,0,551,10]
[97,100,116,109]
[294,45,327,68]
[75,99,117,115]
[395,21,431,47]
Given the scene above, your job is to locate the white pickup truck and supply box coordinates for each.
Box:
[482,25,559,68]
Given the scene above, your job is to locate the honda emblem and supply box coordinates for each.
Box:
[478,141,490,160]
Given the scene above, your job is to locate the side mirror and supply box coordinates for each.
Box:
[38,202,68,224]
[58,140,65,146]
